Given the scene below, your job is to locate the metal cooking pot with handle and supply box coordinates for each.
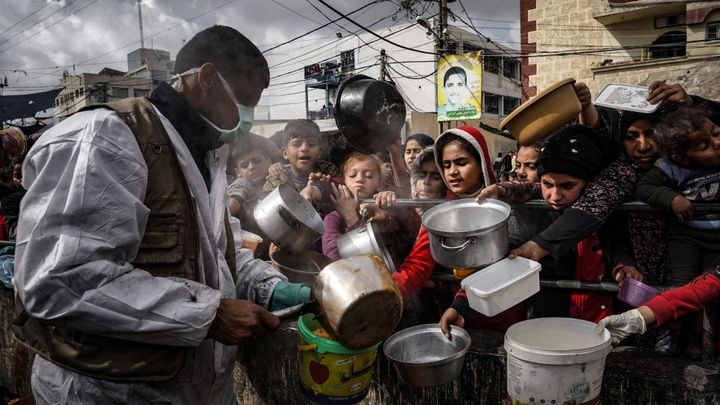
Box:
[336,221,396,273]
[422,198,511,269]
[273,254,403,350]
[254,183,325,254]
[334,74,406,154]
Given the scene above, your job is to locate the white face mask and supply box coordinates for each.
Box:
[172,67,255,144]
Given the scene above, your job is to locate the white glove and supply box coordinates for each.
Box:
[596,309,647,346]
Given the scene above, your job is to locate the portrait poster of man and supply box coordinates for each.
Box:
[436,52,482,121]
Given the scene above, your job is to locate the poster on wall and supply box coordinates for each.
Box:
[437,52,482,122]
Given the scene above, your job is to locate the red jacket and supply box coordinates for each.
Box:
[645,272,720,327]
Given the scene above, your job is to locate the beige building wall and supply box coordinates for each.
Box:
[525,0,720,102]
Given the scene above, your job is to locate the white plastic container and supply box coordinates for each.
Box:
[504,318,612,405]
[460,257,541,316]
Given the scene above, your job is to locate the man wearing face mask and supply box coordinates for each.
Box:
[12,26,310,404]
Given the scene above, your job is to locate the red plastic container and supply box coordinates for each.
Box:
[617,278,659,307]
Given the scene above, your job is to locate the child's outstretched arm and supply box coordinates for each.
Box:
[574,82,599,127]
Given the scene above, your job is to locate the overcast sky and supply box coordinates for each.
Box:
[0,0,519,96]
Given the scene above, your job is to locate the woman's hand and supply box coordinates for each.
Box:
[439,308,465,339]
[647,81,692,105]
[574,81,599,126]
[613,265,644,287]
[331,183,360,227]
[509,240,549,262]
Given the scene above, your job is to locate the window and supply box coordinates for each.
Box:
[503,58,519,80]
[112,87,129,99]
[483,92,499,114]
[650,30,686,59]
[483,51,500,74]
[655,14,685,29]
[708,21,720,41]
[134,89,149,97]
[503,96,520,115]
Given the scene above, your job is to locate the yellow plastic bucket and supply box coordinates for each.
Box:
[297,314,378,404]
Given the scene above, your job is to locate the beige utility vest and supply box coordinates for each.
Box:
[13,97,236,382]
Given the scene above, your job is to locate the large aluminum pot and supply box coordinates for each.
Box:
[314,254,403,350]
[334,74,406,154]
[336,221,396,273]
[383,324,471,388]
[422,198,511,269]
[254,183,325,254]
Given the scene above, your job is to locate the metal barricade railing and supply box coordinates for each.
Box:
[360,198,720,360]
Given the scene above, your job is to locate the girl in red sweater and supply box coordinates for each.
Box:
[390,126,519,328]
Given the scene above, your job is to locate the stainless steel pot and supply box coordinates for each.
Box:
[314,254,403,349]
[271,250,333,287]
[254,183,325,254]
[383,324,471,388]
[336,221,396,273]
[422,198,511,269]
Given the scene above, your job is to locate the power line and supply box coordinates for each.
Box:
[0,0,55,38]
[262,0,380,54]
[0,0,79,51]
[315,0,437,55]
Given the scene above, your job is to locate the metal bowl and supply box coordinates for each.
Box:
[336,221,396,273]
[383,324,471,388]
[270,250,333,287]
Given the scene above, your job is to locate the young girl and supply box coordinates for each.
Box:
[391,126,517,329]
[321,152,397,261]
[410,147,447,215]
[440,125,633,336]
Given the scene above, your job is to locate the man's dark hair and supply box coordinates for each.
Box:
[174,25,270,88]
[654,102,712,160]
[443,66,466,87]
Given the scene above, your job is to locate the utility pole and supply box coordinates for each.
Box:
[437,0,448,132]
[137,0,145,49]
[379,49,387,81]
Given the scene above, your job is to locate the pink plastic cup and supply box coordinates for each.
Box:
[618,278,659,307]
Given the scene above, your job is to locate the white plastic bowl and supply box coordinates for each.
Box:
[460,257,541,316]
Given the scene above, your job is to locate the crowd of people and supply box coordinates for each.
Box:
[4,24,720,404]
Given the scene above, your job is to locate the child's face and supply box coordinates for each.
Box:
[441,140,482,195]
[235,150,272,184]
[344,159,380,199]
[404,139,424,169]
[623,119,658,170]
[283,135,320,175]
[541,172,586,211]
[680,118,720,168]
[414,160,444,200]
[514,146,539,183]
[12,164,21,189]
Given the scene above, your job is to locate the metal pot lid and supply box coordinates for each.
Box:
[276,183,325,234]
[422,198,511,237]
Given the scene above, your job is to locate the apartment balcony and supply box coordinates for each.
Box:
[593,0,685,25]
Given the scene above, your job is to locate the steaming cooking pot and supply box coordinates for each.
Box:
[254,183,325,254]
[334,74,407,154]
[422,198,511,269]
[273,254,403,350]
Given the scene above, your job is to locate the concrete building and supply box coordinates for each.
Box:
[521,0,720,102]
[53,47,174,119]
[258,22,521,143]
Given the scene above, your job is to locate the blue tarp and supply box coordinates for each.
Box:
[0,89,61,121]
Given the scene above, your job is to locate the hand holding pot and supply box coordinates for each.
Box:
[209,298,280,345]
[613,265,644,287]
[439,308,465,339]
[330,183,360,227]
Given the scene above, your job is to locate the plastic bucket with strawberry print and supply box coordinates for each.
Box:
[297,314,379,404]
